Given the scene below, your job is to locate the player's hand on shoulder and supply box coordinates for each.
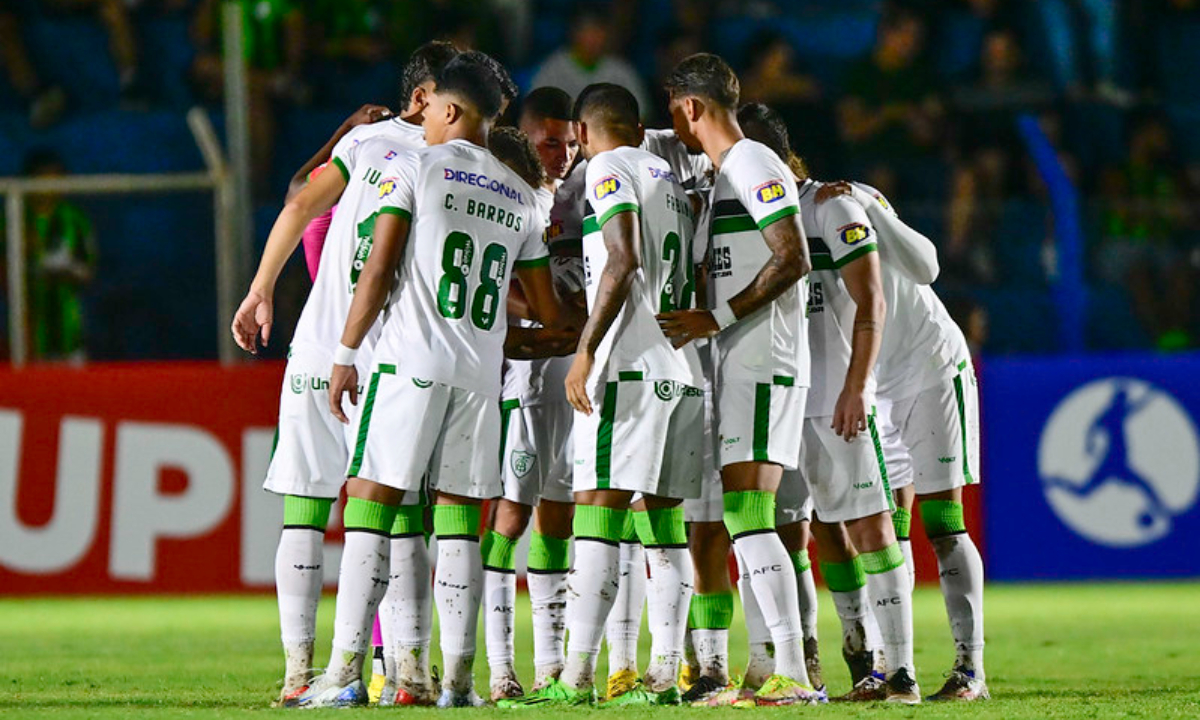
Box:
[231,288,273,354]
[345,104,391,129]
[565,352,595,416]
[328,363,360,425]
[815,181,853,205]
[657,308,719,349]
[832,387,869,441]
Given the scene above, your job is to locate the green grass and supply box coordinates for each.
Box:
[3,584,1199,718]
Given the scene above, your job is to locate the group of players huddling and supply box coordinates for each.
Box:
[232,40,986,710]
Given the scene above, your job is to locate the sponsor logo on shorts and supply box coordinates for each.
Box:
[510,450,536,478]
[720,435,741,445]
[938,456,956,464]
[753,180,786,204]
[592,175,620,200]
[289,374,332,393]
[854,481,874,490]
[838,223,871,245]
[654,381,703,401]
[412,378,433,388]
[290,374,306,394]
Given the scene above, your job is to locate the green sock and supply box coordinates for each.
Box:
[790,548,812,574]
[433,504,480,539]
[820,557,866,592]
[573,505,626,543]
[689,591,734,630]
[390,503,424,537]
[343,497,396,533]
[527,531,570,572]
[722,491,776,538]
[283,495,334,530]
[482,530,518,571]
[620,511,639,543]
[860,543,906,574]
[919,499,967,538]
[633,506,687,547]
[892,507,912,540]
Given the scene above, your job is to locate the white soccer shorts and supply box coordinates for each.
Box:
[347,363,500,499]
[500,399,574,506]
[714,380,806,470]
[798,414,893,524]
[264,342,369,499]
[878,362,981,495]
[573,376,704,499]
[776,468,814,526]
[684,389,724,523]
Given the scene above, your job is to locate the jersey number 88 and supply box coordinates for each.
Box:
[438,231,508,330]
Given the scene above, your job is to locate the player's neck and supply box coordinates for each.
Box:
[441,123,489,148]
[698,113,744,169]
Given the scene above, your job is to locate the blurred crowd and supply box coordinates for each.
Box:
[2,0,1200,356]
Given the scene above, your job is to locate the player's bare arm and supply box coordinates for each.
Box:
[516,263,578,332]
[565,210,641,415]
[285,104,391,201]
[658,215,810,348]
[504,326,581,360]
[231,167,348,354]
[327,210,411,424]
[833,249,886,441]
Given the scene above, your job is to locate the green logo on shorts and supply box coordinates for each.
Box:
[510,451,536,478]
[412,378,433,388]
[654,381,674,401]
[290,374,306,394]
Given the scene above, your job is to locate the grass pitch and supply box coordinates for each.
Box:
[2,583,1198,718]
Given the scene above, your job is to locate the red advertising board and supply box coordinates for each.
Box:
[0,362,976,594]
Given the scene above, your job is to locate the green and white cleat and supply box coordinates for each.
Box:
[753,674,824,706]
[599,681,681,707]
[496,678,596,708]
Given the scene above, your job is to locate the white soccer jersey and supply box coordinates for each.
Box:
[797,180,879,417]
[373,140,549,398]
[290,121,425,350]
[708,139,809,387]
[581,145,703,387]
[641,128,713,192]
[854,183,971,400]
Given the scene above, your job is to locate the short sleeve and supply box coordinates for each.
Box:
[514,210,550,269]
[585,152,640,231]
[853,182,899,219]
[329,126,367,182]
[819,195,877,269]
[730,143,800,231]
[375,150,419,220]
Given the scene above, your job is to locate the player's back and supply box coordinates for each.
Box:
[582,145,703,386]
[293,123,424,350]
[375,140,547,398]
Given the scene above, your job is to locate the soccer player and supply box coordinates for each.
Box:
[483,87,583,702]
[229,42,457,708]
[505,82,704,708]
[656,53,819,706]
[739,104,919,704]
[817,179,988,701]
[313,51,566,709]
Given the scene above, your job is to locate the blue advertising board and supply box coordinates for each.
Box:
[983,353,1200,580]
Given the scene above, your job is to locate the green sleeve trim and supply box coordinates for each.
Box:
[597,202,640,230]
[755,204,800,231]
[833,242,878,269]
[331,156,350,183]
[378,206,412,221]
[514,255,550,270]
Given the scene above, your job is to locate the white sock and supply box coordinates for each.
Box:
[327,530,390,685]
[642,546,693,691]
[796,565,819,644]
[381,535,433,685]
[561,539,621,691]
[735,546,775,687]
[692,628,730,684]
[434,538,483,693]
[899,538,915,589]
[605,541,646,676]
[830,587,870,656]
[866,565,915,676]
[733,533,809,685]
[527,570,568,682]
[932,533,986,679]
[484,567,517,680]
[275,527,323,689]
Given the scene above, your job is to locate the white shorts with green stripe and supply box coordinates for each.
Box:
[264,342,369,499]
[500,398,574,506]
[795,414,893,524]
[683,388,724,523]
[877,361,981,494]
[347,364,500,499]
[715,379,806,470]
[573,375,704,498]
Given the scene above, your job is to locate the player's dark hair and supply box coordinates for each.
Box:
[664,53,739,110]
[399,40,460,108]
[522,86,575,122]
[477,51,519,102]
[574,83,640,141]
[489,126,547,189]
[737,102,809,181]
[434,51,506,120]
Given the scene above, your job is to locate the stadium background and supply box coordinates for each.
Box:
[1,0,1197,605]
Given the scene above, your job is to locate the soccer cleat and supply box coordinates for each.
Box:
[884,667,922,704]
[927,668,990,701]
[680,675,727,704]
[531,665,562,692]
[700,675,756,708]
[436,687,486,708]
[367,671,387,704]
[273,684,309,708]
[679,660,699,693]
[753,674,824,706]
[293,678,368,708]
[391,678,439,707]
[843,648,876,686]
[490,673,525,702]
[599,682,681,707]
[496,678,596,708]
[605,668,640,700]
[804,636,824,693]
[832,673,887,702]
